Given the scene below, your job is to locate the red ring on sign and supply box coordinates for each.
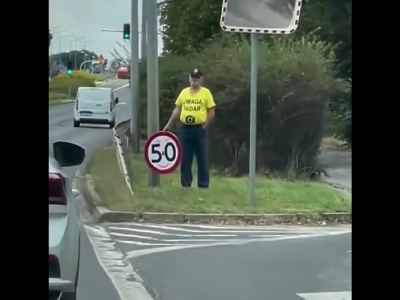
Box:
[144,131,182,175]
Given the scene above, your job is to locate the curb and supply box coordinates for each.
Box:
[113,121,134,195]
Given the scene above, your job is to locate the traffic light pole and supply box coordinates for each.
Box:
[130,0,141,154]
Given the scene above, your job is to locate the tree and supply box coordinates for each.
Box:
[158,0,222,55]
[158,0,352,143]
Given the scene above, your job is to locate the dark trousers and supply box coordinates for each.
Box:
[179,125,209,188]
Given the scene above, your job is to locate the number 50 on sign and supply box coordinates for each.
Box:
[144,131,182,174]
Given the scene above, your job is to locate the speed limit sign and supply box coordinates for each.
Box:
[144,131,182,174]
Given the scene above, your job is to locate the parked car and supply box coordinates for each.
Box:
[49,141,86,300]
[73,87,119,128]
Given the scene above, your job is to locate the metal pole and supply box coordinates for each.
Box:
[141,0,147,61]
[58,37,62,63]
[131,0,141,154]
[249,33,258,207]
[74,39,78,69]
[147,0,160,187]
[49,43,53,77]
[69,40,72,60]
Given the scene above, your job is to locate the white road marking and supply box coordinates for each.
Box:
[250,234,287,238]
[109,232,240,243]
[108,223,299,234]
[107,226,238,237]
[113,84,130,91]
[116,240,186,246]
[297,291,351,300]
[85,225,154,300]
[125,230,350,259]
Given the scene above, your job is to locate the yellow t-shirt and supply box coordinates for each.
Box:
[175,87,216,125]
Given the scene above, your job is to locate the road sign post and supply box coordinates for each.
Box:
[144,132,182,175]
[219,0,303,207]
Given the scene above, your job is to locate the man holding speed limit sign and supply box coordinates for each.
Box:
[163,69,216,188]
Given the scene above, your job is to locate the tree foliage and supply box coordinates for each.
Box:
[138,36,349,176]
[158,0,352,143]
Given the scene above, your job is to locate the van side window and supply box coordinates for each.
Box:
[76,92,79,100]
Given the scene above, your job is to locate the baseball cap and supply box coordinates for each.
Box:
[190,68,203,78]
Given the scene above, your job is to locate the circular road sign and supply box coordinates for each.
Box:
[144,131,182,175]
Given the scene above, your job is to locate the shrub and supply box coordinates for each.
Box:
[49,77,95,98]
[140,36,350,177]
[55,70,105,82]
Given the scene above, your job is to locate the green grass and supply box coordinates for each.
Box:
[88,144,351,214]
[49,92,70,106]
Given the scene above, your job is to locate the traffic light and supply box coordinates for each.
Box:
[123,23,130,39]
[67,61,73,75]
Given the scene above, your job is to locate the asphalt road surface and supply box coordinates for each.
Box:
[49,79,131,300]
[86,223,351,300]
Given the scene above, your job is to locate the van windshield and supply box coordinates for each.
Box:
[78,89,110,102]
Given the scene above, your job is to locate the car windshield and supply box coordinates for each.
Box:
[78,89,109,101]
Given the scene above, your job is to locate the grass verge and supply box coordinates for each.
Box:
[88,144,351,214]
[49,92,70,106]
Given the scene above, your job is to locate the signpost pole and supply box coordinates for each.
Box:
[146,0,160,187]
[219,0,303,208]
[130,0,141,154]
[249,33,258,207]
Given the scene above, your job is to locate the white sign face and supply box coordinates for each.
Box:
[220,0,302,34]
[144,132,181,174]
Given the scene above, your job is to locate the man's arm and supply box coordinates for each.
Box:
[203,90,216,129]
[164,106,182,131]
[163,91,183,131]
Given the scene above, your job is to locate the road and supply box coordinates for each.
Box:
[319,148,352,192]
[49,79,131,300]
[50,79,352,300]
[87,223,351,300]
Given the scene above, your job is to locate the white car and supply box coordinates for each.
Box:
[73,87,119,128]
[49,141,86,300]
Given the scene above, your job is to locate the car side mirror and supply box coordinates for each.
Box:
[115,97,119,104]
[53,141,86,167]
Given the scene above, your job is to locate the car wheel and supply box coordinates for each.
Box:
[109,121,115,128]
[73,120,80,128]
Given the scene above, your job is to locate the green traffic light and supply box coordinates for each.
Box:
[124,33,130,38]
[67,69,73,75]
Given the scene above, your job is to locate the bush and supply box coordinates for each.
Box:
[140,36,350,177]
[55,70,105,82]
[49,77,95,98]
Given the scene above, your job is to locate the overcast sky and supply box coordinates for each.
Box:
[49,0,163,59]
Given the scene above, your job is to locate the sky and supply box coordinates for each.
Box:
[49,0,163,60]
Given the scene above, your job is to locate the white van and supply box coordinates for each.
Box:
[73,87,119,128]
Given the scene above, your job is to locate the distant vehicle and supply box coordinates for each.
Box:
[49,141,86,300]
[117,66,130,79]
[73,87,119,128]
[92,67,101,74]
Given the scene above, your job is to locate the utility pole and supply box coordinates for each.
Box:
[141,0,147,61]
[130,0,141,154]
[146,0,160,187]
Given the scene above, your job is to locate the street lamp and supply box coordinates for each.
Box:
[58,33,74,63]
[49,29,67,77]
